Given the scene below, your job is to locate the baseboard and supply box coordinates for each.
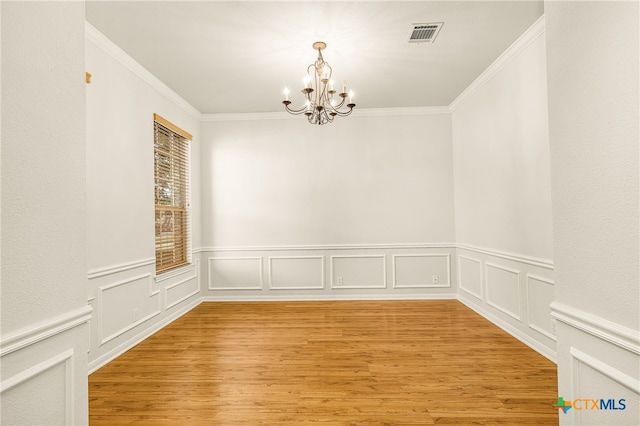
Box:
[88,298,201,374]
[457,294,557,363]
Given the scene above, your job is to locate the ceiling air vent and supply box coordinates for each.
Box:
[408,23,443,43]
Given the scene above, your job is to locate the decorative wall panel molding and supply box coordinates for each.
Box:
[456,248,556,362]
[458,255,483,300]
[329,255,387,289]
[392,254,451,288]
[165,259,201,310]
[0,306,92,357]
[155,260,198,283]
[456,243,553,270]
[0,349,75,425]
[200,243,455,252]
[570,347,640,395]
[207,257,263,290]
[268,256,325,290]
[98,273,161,345]
[485,262,522,321]
[88,299,201,373]
[552,302,640,355]
[87,257,155,280]
[569,347,640,425]
[526,274,556,341]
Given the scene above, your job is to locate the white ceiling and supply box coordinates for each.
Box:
[86,1,544,114]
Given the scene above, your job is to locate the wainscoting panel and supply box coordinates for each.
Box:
[1,350,73,425]
[552,306,640,426]
[268,256,324,290]
[456,245,556,362]
[485,262,522,321]
[392,254,451,288]
[208,257,263,290]
[458,255,483,300]
[165,260,201,310]
[87,255,201,373]
[568,347,640,425]
[98,273,161,345]
[0,309,90,425]
[330,255,387,289]
[526,274,556,341]
[200,245,457,300]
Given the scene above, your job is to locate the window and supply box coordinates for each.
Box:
[154,114,191,274]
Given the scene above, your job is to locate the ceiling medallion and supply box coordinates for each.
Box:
[282,41,356,125]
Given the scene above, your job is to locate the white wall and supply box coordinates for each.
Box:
[201,113,455,247]
[546,2,639,424]
[85,24,202,372]
[450,18,556,360]
[451,18,552,261]
[1,2,91,424]
[199,112,458,300]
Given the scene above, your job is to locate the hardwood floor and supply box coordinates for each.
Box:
[89,300,558,425]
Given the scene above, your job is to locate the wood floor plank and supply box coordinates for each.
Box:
[89,300,558,425]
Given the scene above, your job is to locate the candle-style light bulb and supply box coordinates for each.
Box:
[329,79,334,91]
[304,75,311,88]
[349,90,354,104]
[283,87,290,101]
[342,81,347,93]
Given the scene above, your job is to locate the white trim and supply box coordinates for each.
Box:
[457,255,483,301]
[392,253,451,288]
[570,347,640,395]
[449,15,545,112]
[551,302,640,355]
[200,106,450,122]
[85,22,201,120]
[198,243,549,271]
[329,254,387,289]
[0,349,75,424]
[525,274,556,341]
[87,258,155,280]
[207,256,264,290]
[199,243,455,252]
[155,261,196,283]
[353,107,451,117]
[88,299,201,374]
[484,262,522,321]
[456,243,553,270]
[458,294,556,363]
[165,259,200,310]
[98,273,161,345]
[202,293,457,302]
[0,306,92,357]
[267,256,325,290]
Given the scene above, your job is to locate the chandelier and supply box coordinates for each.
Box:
[282,41,356,125]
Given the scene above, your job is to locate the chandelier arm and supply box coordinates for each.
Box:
[326,96,347,111]
[330,107,355,117]
[283,102,312,115]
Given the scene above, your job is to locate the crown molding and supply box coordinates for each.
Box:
[449,15,545,113]
[85,22,202,120]
[200,106,451,122]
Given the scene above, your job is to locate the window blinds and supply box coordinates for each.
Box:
[153,114,191,274]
